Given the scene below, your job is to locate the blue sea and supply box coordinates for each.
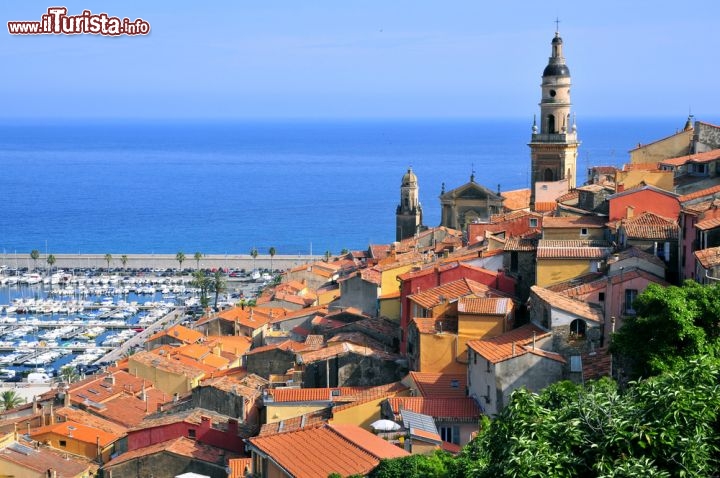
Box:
[0,117,712,256]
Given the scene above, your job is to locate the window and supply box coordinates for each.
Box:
[598,292,605,302]
[625,289,638,315]
[510,251,519,273]
[188,428,196,439]
[544,168,554,181]
[486,385,491,404]
[486,359,491,373]
[59,440,67,447]
[440,426,461,445]
[580,228,589,236]
[529,218,538,228]
[569,319,586,339]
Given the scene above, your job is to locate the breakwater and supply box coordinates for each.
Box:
[0,253,320,272]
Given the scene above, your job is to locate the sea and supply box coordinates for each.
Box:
[0,117,713,256]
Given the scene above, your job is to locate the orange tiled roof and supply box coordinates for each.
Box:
[198,306,289,329]
[534,201,557,212]
[104,436,236,468]
[70,370,150,405]
[130,351,207,379]
[457,297,513,315]
[228,458,252,478]
[679,184,720,203]
[537,240,612,259]
[93,389,167,427]
[30,419,121,447]
[695,216,720,231]
[620,212,678,240]
[695,246,720,269]
[407,372,467,398]
[55,407,128,436]
[530,286,604,323]
[411,316,458,335]
[555,189,580,204]
[658,148,720,167]
[407,278,490,309]
[504,237,538,251]
[501,188,531,211]
[258,408,332,436]
[467,324,560,365]
[387,397,480,421]
[543,215,607,229]
[247,424,408,478]
[147,324,203,345]
[206,335,253,355]
[0,438,96,476]
[622,162,661,171]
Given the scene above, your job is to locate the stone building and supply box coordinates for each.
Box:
[529,29,580,207]
[439,174,504,231]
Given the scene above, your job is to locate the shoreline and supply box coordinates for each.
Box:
[0,253,321,272]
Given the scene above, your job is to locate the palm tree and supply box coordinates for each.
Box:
[250,247,258,271]
[0,390,24,411]
[340,248,349,256]
[104,253,112,271]
[191,270,210,308]
[59,365,80,384]
[121,255,128,270]
[268,247,276,272]
[211,269,227,310]
[176,251,186,272]
[194,252,203,270]
[46,254,56,273]
[324,250,332,262]
[30,250,40,271]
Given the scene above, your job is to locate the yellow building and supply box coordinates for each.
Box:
[536,240,613,287]
[456,297,514,359]
[542,215,607,241]
[0,433,97,477]
[630,125,693,164]
[128,350,206,396]
[29,420,120,463]
[615,168,674,192]
[408,318,465,374]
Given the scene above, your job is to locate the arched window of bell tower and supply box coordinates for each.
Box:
[544,168,554,181]
[547,114,556,134]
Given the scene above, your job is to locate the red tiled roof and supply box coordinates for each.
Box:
[530,286,604,323]
[537,240,612,259]
[620,212,678,240]
[55,407,128,437]
[696,217,720,231]
[147,324,203,345]
[407,372,467,398]
[679,183,720,203]
[228,458,252,478]
[501,188,531,211]
[467,324,559,365]
[104,436,235,468]
[408,278,490,309]
[504,237,539,251]
[555,190,581,204]
[658,148,720,167]
[387,397,480,421]
[695,246,720,269]
[247,424,408,478]
[534,201,557,212]
[30,420,121,447]
[411,316,458,335]
[457,297,513,315]
[258,408,332,436]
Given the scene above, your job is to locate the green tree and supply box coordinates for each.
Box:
[194,251,203,270]
[250,247,258,271]
[46,254,56,273]
[0,390,25,411]
[121,254,128,269]
[268,247,276,272]
[59,365,80,383]
[104,253,112,270]
[30,249,40,271]
[611,281,720,379]
[371,450,456,478]
[211,269,227,310]
[324,250,332,262]
[340,248,349,256]
[176,251,186,272]
[191,270,210,309]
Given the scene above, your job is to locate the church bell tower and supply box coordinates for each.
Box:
[529,27,580,207]
[396,168,423,241]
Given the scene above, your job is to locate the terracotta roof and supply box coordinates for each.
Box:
[555,189,581,204]
[537,240,612,259]
[105,436,235,468]
[695,246,720,269]
[198,306,288,329]
[304,334,325,348]
[332,316,398,338]
[55,407,128,437]
[69,370,150,405]
[387,397,480,421]
[467,324,559,365]
[622,162,661,171]
[530,286,604,323]
[621,212,678,240]
[457,297,513,315]
[130,408,233,432]
[206,335,253,356]
[543,215,607,229]
[608,246,667,268]
[501,188,531,211]
[490,209,542,224]
[248,424,408,478]
[411,316,459,335]
[679,183,720,203]
[408,278,490,309]
[93,390,167,427]
[504,237,539,251]
[298,342,399,364]
[582,348,612,381]
[545,272,606,294]
[326,332,386,350]
[0,438,96,476]
[534,201,558,212]
[258,408,332,436]
[696,216,720,231]
[130,351,207,379]
[359,268,382,285]
[244,339,307,356]
[199,374,265,399]
[407,372,467,398]
[658,148,720,167]
[147,324,203,345]
[30,419,121,447]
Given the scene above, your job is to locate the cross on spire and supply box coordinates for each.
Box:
[554,17,561,34]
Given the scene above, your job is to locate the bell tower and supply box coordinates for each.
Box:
[529,26,580,207]
[396,168,423,241]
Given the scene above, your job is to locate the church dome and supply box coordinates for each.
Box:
[402,168,418,186]
[543,63,570,77]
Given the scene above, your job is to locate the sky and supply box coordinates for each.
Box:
[1,1,719,120]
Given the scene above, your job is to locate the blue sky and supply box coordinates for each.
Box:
[2,1,718,119]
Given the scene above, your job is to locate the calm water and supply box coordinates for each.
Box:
[0,117,709,255]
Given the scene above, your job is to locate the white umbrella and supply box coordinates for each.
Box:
[370,419,401,432]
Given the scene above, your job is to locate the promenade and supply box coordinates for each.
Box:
[1,252,319,272]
